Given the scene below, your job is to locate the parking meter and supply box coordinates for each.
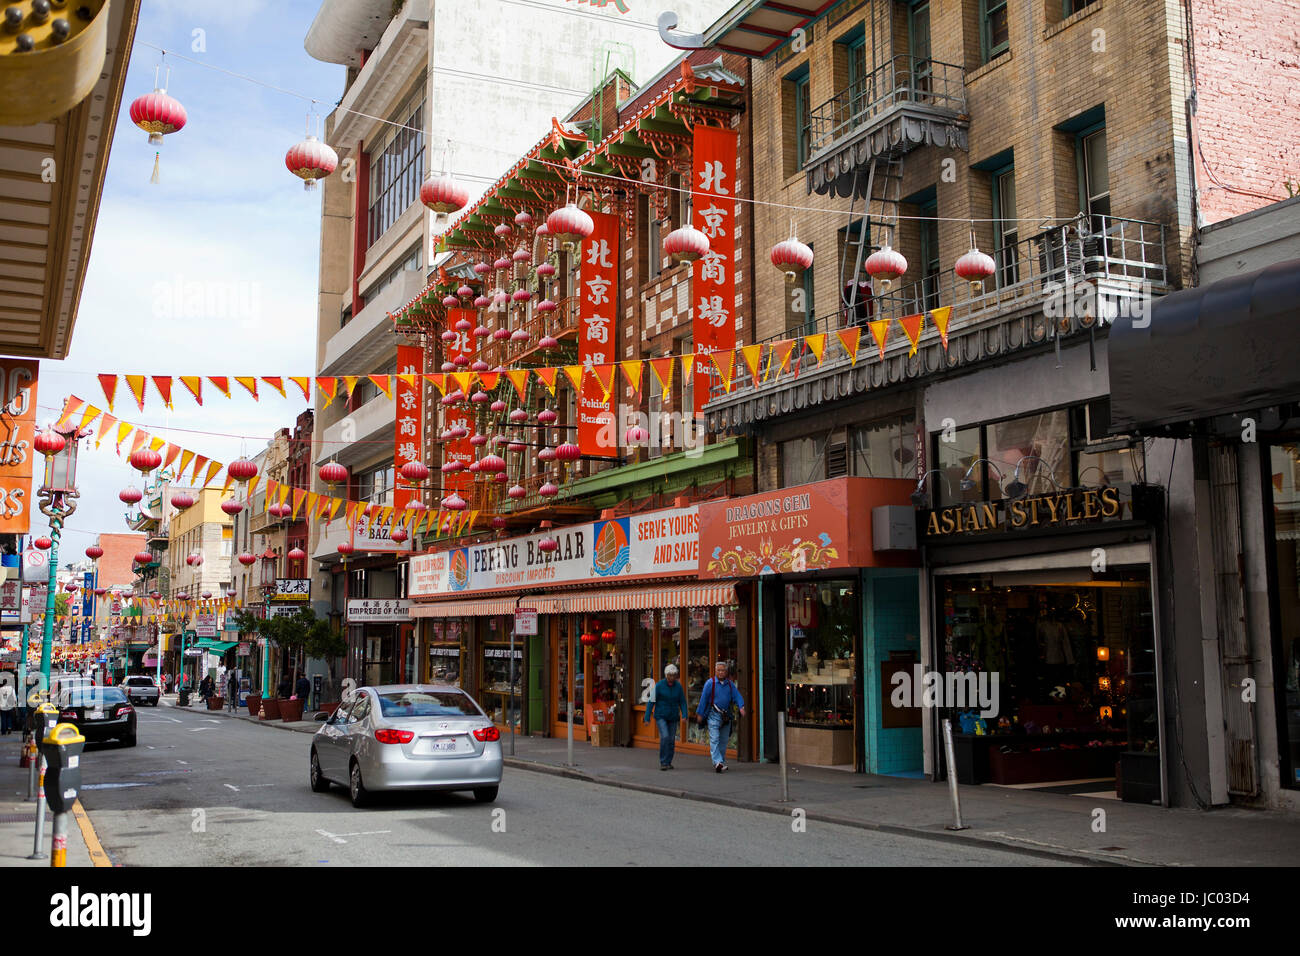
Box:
[41,724,85,814]
[29,698,56,738]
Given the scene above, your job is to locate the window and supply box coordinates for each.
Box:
[781,435,826,487]
[842,30,868,120]
[1079,126,1110,232]
[785,241,816,336]
[986,410,1071,499]
[676,335,693,425]
[851,413,916,478]
[368,248,423,300]
[981,0,1009,62]
[1063,0,1098,15]
[993,165,1020,287]
[910,2,933,95]
[934,425,982,506]
[221,526,232,558]
[918,200,940,310]
[366,85,426,246]
[795,72,811,166]
[648,214,663,281]
[376,690,480,718]
[784,65,811,174]
[358,464,395,506]
[1268,442,1300,786]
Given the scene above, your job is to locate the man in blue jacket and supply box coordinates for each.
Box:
[697,660,745,772]
[644,664,688,770]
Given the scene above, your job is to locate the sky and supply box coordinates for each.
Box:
[36,0,710,570]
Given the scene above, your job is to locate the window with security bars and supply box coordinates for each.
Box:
[367,85,426,247]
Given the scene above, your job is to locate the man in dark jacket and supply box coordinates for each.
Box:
[295,673,311,709]
[643,664,688,770]
[277,675,291,699]
[227,669,239,711]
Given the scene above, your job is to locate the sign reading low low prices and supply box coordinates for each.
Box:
[408,506,700,598]
[347,599,411,623]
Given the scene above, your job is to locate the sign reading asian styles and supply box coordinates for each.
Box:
[272,578,311,602]
[394,344,425,514]
[578,210,618,456]
[347,599,411,623]
[920,486,1145,539]
[408,505,700,598]
[691,126,737,414]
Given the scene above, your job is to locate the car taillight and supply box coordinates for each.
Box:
[473,726,500,742]
[374,728,414,744]
[116,705,133,715]
[60,710,76,719]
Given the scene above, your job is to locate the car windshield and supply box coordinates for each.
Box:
[376,691,481,718]
[62,687,127,707]
[126,678,152,685]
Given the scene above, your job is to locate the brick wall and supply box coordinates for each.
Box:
[1190,0,1300,224]
[95,533,146,590]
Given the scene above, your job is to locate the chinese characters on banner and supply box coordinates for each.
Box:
[691,126,738,415]
[443,309,476,494]
[0,359,38,534]
[394,344,425,514]
[580,211,619,456]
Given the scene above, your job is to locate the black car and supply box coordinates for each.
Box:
[57,685,136,746]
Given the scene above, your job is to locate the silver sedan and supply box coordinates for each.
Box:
[310,684,503,807]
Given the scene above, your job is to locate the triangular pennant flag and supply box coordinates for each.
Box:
[711,351,736,393]
[562,365,584,393]
[278,484,290,506]
[505,369,529,403]
[179,376,203,405]
[478,371,500,391]
[190,454,209,484]
[836,327,863,366]
[265,480,279,510]
[208,377,231,399]
[151,377,174,409]
[341,376,359,400]
[621,360,643,400]
[535,367,558,396]
[124,376,147,412]
[291,488,306,520]
[306,492,319,518]
[178,449,195,478]
[289,376,311,401]
[94,413,117,448]
[129,430,148,456]
[52,395,82,430]
[930,306,953,350]
[262,377,286,398]
[367,375,393,400]
[316,377,337,409]
[396,373,417,390]
[98,375,118,411]
[805,333,827,366]
[148,436,165,453]
[76,403,101,433]
[680,353,695,380]
[329,497,344,520]
[234,377,259,401]
[769,340,796,381]
[202,461,222,488]
[649,357,675,394]
[247,475,261,502]
[220,474,236,495]
[899,313,924,356]
[428,373,447,396]
[592,364,615,402]
[740,344,763,384]
[114,421,133,452]
[162,443,183,469]
[868,319,890,360]
[451,371,473,395]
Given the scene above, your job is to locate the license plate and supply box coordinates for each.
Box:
[88,710,104,720]
[433,738,458,752]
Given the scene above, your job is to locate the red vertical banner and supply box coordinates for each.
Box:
[579,210,619,457]
[0,360,38,534]
[394,345,424,515]
[444,309,476,495]
[691,125,738,415]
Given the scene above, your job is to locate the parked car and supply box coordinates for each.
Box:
[310,684,502,808]
[56,685,136,746]
[121,675,160,706]
[49,674,94,701]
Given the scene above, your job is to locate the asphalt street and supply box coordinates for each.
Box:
[75,702,1062,866]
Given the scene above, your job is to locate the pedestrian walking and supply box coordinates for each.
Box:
[227,669,239,711]
[643,664,688,770]
[199,675,213,701]
[695,660,745,773]
[295,672,311,708]
[0,677,17,735]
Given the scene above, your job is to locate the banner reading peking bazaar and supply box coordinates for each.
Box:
[0,359,38,534]
[579,210,618,456]
[444,309,476,493]
[691,125,738,415]
[394,344,424,514]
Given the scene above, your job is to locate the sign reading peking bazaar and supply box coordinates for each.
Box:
[698,477,918,578]
[579,210,618,456]
[409,506,699,597]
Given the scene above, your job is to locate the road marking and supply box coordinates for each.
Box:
[189,728,212,733]
[204,719,221,724]
[161,717,182,724]
[246,783,274,788]
[177,760,188,765]
[147,746,155,750]
[81,783,147,790]
[315,828,391,845]
[224,784,240,792]
[72,800,111,868]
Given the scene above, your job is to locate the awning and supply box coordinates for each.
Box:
[659,1,836,58]
[410,583,736,618]
[1109,259,1300,432]
[205,641,237,654]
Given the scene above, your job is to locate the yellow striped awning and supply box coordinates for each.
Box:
[408,583,736,618]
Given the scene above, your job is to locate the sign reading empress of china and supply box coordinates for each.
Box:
[408,506,699,598]
[347,599,412,623]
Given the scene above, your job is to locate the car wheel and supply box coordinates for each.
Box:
[349,760,369,808]
[121,733,137,747]
[310,750,330,793]
[473,786,499,803]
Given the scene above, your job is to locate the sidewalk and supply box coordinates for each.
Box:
[0,735,100,867]
[191,697,1300,866]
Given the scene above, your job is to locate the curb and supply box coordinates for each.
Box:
[163,701,320,735]
[502,757,1143,867]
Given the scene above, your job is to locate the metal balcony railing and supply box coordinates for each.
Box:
[477,296,580,369]
[718,214,1168,395]
[808,55,967,157]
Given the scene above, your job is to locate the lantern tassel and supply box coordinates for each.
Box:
[150,151,161,185]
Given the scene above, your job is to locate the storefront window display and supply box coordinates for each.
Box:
[482,643,523,731]
[585,617,619,726]
[937,567,1159,791]
[686,607,712,744]
[1268,443,1300,784]
[785,581,857,729]
[555,614,583,729]
[424,618,464,687]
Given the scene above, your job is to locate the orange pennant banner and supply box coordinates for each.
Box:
[98,374,117,411]
[930,306,953,350]
[208,376,231,399]
[649,357,674,394]
[262,377,286,398]
[505,369,529,403]
[769,340,796,381]
[620,360,643,399]
[805,333,827,366]
[151,376,174,409]
[289,376,311,400]
[868,319,890,359]
[562,365,584,393]
[367,375,393,400]
[234,377,259,400]
[711,351,736,393]
[740,344,763,384]
[535,367,558,396]
[316,377,337,409]
[124,376,147,412]
[898,313,924,356]
[179,376,202,405]
[836,327,862,366]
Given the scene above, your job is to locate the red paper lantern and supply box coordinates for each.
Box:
[336,542,355,557]
[32,428,65,457]
[955,246,997,295]
[538,536,559,553]
[319,460,348,485]
[94,588,107,597]
[580,631,599,647]
[85,545,104,560]
[129,448,162,474]
[507,484,526,499]
[130,88,187,146]
[547,203,594,244]
[509,408,529,423]
[221,500,244,517]
[537,408,558,426]
[170,491,196,510]
[390,527,409,543]
[227,458,259,482]
[421,174,470,214]
[537,261,557,278]
[663,224,711,263]
[479,454,506,473]
[864,244,908,292]
[554,443,581,462]
[202,591,213,600]
[133,550,153,564]
[771,235,814,279]
[119,486,143,505]
[514,211,533,227]
[285,134,338,190]
[237,552,256,567]
[538,481,559,498]
[287,547,307,561]
[441,493,467,512]
[494,222,513,238]
[625,425,648,444]
[400,460,430,483]
[227,588,238,598]
[538,334,559,350]
[600,628,616,645]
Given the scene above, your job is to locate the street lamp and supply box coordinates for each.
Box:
[33,423,88,691]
